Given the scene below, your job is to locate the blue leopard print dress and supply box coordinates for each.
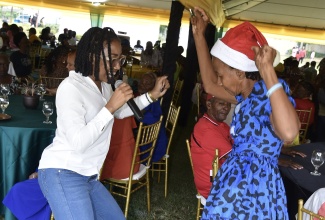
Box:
[201,79,294,220]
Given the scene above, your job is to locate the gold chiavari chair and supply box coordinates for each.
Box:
[296,108,312,144]
[186,139,219,220]
[171,79,183,106]
[39,76,65,89]
[29,44,42,71]
[150,102,180,197]
[297,199,325,220]
[101,116,163,218]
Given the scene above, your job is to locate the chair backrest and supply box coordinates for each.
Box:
[296,108,312,143]
[171,79,183,106]
[40,76,65,89]
[186,139,219,178]
[134,116,163,171]
[186,139,195,175]
[196,83,200,117]
[212,149,219,178]
[165,102,181,155]
[38,48,51,68]
[29,44,42,71]
[297,199,325,220]
[160,97,163,106]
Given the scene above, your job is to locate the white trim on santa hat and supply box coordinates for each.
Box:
[210,40,258,72]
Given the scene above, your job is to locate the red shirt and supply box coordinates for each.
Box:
[190,114,232,198]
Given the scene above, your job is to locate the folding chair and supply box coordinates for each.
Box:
[186,139,219,220]
[150,102,180,197]
[101,116,163,218]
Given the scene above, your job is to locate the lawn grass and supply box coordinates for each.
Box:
[110,110,198,220]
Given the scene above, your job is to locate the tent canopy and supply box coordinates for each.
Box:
[1,0,325,44]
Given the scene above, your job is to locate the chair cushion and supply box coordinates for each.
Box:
[121,164,149,181]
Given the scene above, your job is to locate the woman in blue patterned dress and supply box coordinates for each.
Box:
[191,7,300,220]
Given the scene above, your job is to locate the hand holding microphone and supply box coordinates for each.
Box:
[106,80,143,121]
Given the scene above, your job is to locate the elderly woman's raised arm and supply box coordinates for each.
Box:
[191,7,236,104]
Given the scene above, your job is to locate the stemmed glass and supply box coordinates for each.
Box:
[0,96,9,114]
[0,84,10,99]
[42,101,53,124]
[37,84,46,101]
[310,149,325,176]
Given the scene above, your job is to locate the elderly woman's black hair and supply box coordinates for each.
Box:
[74,27,120,83]
[229,65,261,81]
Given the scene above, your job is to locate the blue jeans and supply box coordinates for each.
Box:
[38,169,125,220]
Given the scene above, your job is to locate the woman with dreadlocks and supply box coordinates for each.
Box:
[37,27,169,219]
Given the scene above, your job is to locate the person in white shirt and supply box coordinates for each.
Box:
[37,27,169,220]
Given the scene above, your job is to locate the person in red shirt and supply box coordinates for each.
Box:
[190,94,232,198]
[292,80,315,125]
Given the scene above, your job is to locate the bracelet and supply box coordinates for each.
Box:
[148,92,158,102]
[145,93,152,103]
[266,83,283,98]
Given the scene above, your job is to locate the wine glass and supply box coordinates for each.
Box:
[0,96,9,114]
[42,101,53,124]
[0,84,10,99]
[37,84,46,101]
[310,149,325,176]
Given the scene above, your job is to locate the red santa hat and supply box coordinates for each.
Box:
[210,22,280,72]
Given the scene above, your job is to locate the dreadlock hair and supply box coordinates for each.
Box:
[75,27,120,83]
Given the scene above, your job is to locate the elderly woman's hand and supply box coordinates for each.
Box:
[252,45,277,79]
[278,158,304,170]
[191,7,210,37]
[281,147,307,158]
[148,75,170,101]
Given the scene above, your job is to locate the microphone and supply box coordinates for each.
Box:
[114,80,144,121]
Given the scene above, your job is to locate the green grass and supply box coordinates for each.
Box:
[109,110,198,220]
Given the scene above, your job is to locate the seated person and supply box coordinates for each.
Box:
[9,32,32,78]
[292,80,315,125]
[190,94,232,199]
[45,49,76,96]
[141,41,163,69]
[137,72,168,162]
[100,116,140,180]
[40,45,70,78]
[292,80,315,142]
[0,54,19,94]
[7,24,19,50]
[28,28,41,44]
[0,53,12,84]
[2,171,51,220]
[134,40,144,51]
